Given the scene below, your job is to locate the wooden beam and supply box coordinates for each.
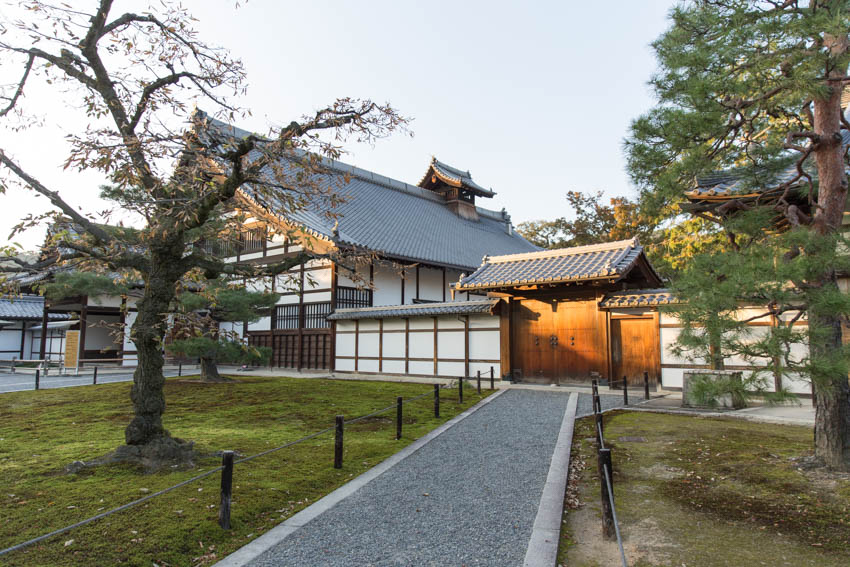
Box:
[378,319,383,373]
[19,321,27,359]
[499,298,512,380]
[401,268,405,305]
[39,299,48,360]
[330,262,338,372]
[297,262,305,371]
[404,318,409,374]
[442,267,447,302]
[416,265,420,301]
[354,319,359,372]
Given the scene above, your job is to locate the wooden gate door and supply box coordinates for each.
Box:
[513,297,606,383]
[610,316,660,386]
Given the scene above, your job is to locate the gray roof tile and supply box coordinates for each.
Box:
[599,288,676,309]
[455,238,654,290]
[327,299,500,320]
[0,296,73,321]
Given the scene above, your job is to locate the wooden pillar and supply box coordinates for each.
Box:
[330,262,338,372]
[38,298,48,360]
[400,267,405,305]
[19,321,27,359]
[354,319,359,372]
[404,318,409,374]
[442,267,446,302]
[79,296,88,367]
[415,265,420,301]
[464,315,470,379]
[499,298,512,380]
[297,262,305,371]
[433,317,438,376]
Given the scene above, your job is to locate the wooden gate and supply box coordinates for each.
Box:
[247,330,332,370]
[610,315,660,386]
[512,296,608,383]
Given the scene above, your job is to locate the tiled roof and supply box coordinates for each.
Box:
[686,130,850,200]
[418,157,496,198]
[455,238,659,291]
[327,299,500,321]
[599,289,677,309]
[0,296,73,321]
[201,114,537,271]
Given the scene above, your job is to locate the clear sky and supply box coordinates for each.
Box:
[0,0,675,249]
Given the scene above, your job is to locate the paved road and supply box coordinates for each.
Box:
[0,369,186,393]
[246,389,577,567]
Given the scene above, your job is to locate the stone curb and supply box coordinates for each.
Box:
[618,405,814,426]
[212,389,507,567]
[523,392,578,567]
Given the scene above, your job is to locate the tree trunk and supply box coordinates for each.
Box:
[125,251,180,446]
[200,355,223,382]
[809,79,850,470]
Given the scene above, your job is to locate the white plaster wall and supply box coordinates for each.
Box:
[382,333,405,358]
[0,326,22,359]
[438,361,465,377]
[661,367,684,389]
[90,295,124,308]
[247,316,271,332]
[382,360,405,373]
[437,332,464,359]
[409,331,435,358]
[469,314,498,329]
[123,311,137,352]
[469,330,500,360]
[359,359,379,373]
[373,265,402,307]
[418,267,444,302]
[85,315,121,351]
[408,360,434,375]
[437,316,464,329]
[409,318,434,330]
[469,362,500,379]
[305,266,333,289]
[384,319,405,331]
[336,332,355,357]
[358,333,379,357]
[336,357,355,371]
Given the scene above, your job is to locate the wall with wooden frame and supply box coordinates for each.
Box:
[659,310,812,394]
[333,313,501,378]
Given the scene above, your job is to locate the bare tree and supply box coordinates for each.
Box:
[0,1,407,462]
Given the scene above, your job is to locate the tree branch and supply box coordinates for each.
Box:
[0,53,34,118]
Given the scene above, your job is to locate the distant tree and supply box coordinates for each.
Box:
[166,281,279,382]
[626,0,850,469]
[0,1,407,464]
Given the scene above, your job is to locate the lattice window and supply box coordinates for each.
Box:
[274,304,299,330]
[304,302,332,329]
[336,286,373,309]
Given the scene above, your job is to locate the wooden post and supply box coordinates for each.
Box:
[490,366,494,390]
[334,415,344,469]
[178,362,182,377]
[93,366,98,385]
[623,376,629,406]
[434,384,440,418]
[34,369,40,390]
[78,296,88,368]
[592,379,600,414]
[644,371,650,400]
[599,447,615,540]
[219,451,234,529]
[396,396,403,440]
[458,376,463,404]
[39,299,48,361]
[476,370,481,394]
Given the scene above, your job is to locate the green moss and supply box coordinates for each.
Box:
[0,376,490,566]
[560,412,850,566]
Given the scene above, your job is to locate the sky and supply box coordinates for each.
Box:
[0,0,675,250]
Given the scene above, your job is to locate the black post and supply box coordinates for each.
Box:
[489,366,494,390]
[178,361,182,377]
[599,447,615,540]
[644,371,650,400]
[219,451,234,529]
[595,411,604,446]
[591,379,599,414]
[458,377,463,404]
[35,369,40,391]
[334,415,344,469]
[434,384,440,418]
[396,396,403,440]
[623,376,629,406]
[476,370,481,394]
[93,366,98,385]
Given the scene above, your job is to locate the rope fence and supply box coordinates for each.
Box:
[0,374,491,559]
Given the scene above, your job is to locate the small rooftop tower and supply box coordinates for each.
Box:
[417,157,496,221]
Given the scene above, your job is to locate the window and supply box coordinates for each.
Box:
[274,305,299,330]
[336,286,373,309]
[304,302,332,329]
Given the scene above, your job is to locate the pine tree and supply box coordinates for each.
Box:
[627,0,850,469]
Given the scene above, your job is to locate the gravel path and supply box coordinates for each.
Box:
[248,389,572,567]
[575,392,629,418]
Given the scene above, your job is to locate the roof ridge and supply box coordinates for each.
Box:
[484,238,639,264]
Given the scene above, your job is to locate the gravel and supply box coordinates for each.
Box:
[249,389,572,567]
[575,392,629,418]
